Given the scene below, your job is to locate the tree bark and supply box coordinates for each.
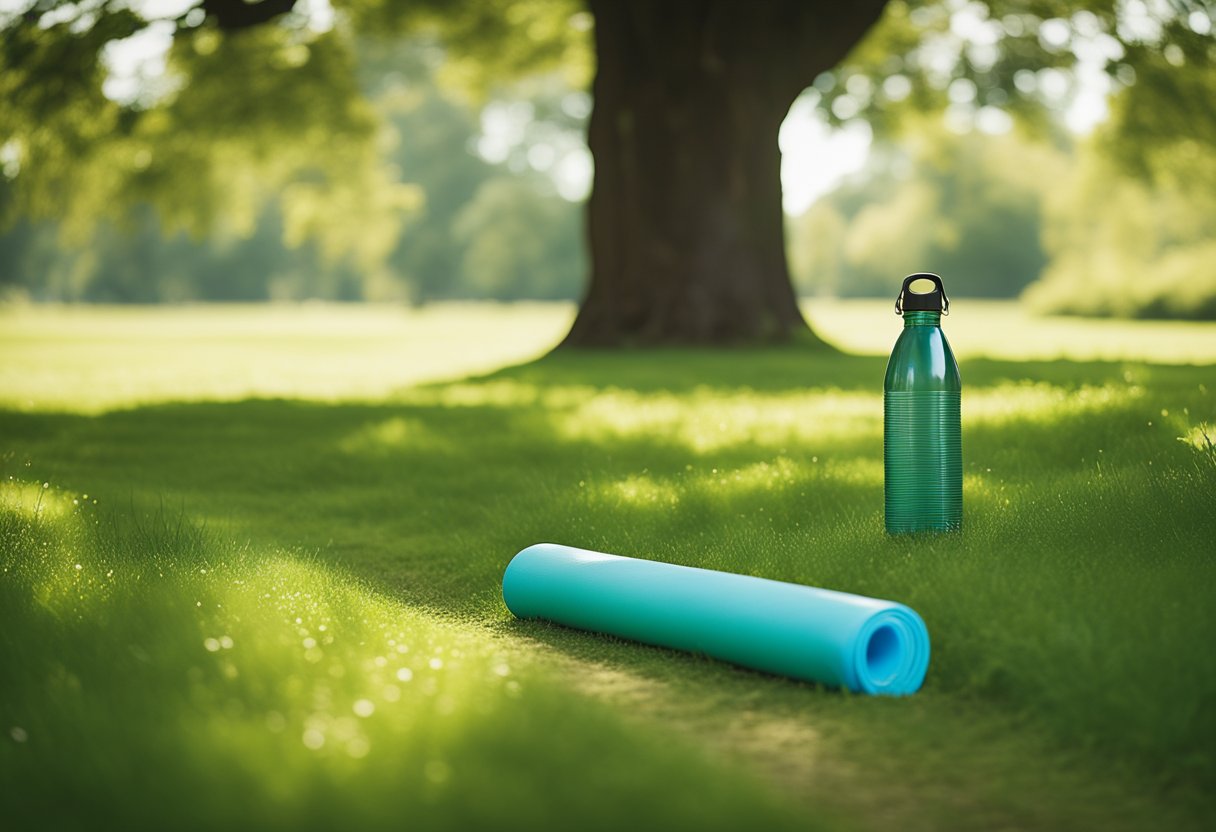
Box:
[563,0,887,347]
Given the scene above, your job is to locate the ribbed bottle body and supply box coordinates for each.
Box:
[883,311,962,534]
[884,391,962,532]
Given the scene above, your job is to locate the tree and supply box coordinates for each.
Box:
[453,175,585,301]
[564,1,886,345]
[2,0,1211,342]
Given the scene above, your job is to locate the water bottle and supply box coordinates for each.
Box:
[884,273,962,534]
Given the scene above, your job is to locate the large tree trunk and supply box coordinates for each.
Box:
[563,0,887,347]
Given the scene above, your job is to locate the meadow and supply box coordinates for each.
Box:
[1,301,1214,830]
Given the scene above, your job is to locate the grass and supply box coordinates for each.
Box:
[1,301,1214,830]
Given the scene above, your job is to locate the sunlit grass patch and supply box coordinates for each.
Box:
[598,473,679,508]
[0,303,572,413]
[965,381,1143,426]
[338,416,450,456]
[1178,421,1214,457]
[805,299,1216,364]
[2,304,1215,829]
[0,489,805,830]
[0,477,82,523]
[555,387,880,453]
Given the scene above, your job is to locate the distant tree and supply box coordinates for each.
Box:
[382,79,495,304]
[368,42,588,304]
[2,1,1211,341]
[1025,126,1216,319]
[789,126,1066,298]
[453,175,585,300]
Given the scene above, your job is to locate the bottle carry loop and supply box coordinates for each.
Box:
[895,273,950,316]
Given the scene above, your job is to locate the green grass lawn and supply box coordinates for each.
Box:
[2,301,1214,830]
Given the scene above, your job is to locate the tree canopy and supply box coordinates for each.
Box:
[2,1,1213,328]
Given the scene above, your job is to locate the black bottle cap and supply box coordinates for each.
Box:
[895,273,950,315]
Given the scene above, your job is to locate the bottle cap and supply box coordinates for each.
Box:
[895,273,949,315]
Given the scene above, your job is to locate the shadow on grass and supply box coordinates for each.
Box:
[1,349,1214,821]
[472,346,1207,394]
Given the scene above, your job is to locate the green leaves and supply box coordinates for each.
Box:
[0,5,141,227]
[0,0,591,297]
[825,0,1213,147]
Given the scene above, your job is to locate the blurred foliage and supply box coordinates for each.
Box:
[789,123,1066,298]
[790,0,1216,316]
[368,40,589,303]
[0,1,589,302]
[1,0,1213,315]
[823,0,1214,146]
[1025,131,1216,319]
[341,0,591,97]
[452,175,584,301]
[1103,1,1216,168]
[1020,21,1216,320]
[0,31,586,303]
[0,1,411,257]
[0,3,137,234]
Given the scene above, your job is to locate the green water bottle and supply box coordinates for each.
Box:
[884,273,962,534]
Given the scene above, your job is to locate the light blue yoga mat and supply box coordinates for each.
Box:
[502,543,930,696]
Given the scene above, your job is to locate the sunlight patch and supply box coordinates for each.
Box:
[0,479,80,522]
[556,387,880,453]
[403,380,546,408]
[0,507,528,777]
[966,382,1143,425]
[338,417,445,456]
[696,458,806,492]
[599,474,677,508]
[1178,423,1214,455]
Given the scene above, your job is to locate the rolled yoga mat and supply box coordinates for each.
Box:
[502,543,930,696]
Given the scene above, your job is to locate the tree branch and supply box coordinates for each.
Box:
[200,0,299,32]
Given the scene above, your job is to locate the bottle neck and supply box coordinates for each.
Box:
[902,311,941,327]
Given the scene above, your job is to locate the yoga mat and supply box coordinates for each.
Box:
[502,543,930,696]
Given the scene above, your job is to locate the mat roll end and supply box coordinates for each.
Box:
[851,607,930,696]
